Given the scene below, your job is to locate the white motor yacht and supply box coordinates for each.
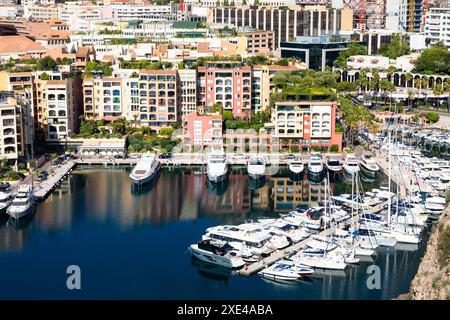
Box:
[206,150,228,183]
[307,155,324,180]
[202,224,275,256]
[0,191,13,215]
[7,185,35,219]
[359,154,380,178]
[247,155,267,179]
[129,152,161,185]
[288,159,304,175]
[343,154,360,177]
[325,158,342,174]
[189,239,246,269]
[258,260,314,281]
[291,250,347,270]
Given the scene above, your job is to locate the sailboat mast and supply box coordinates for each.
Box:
[387,130,392,226]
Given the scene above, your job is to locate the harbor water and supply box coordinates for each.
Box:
[0,167,429,299]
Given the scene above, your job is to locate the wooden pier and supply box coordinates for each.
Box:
[33,161,77,200]
[239,228,337,276]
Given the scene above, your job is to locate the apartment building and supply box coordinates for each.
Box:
[24,5,59,21]
[425,7,450,49]
[210,6,354,47]
[36,77,83,141]
[178,69,197,118]
[252,64,299,113]
[82,77,132,121]
[183,112,222,150]
[0,95,24,164]
[197,61,252,118]
[83,70,180,130]
[236,30,274,56]
[271,101,342,151]
[110,5,173,20]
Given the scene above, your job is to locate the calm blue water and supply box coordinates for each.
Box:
[0,167,429,299]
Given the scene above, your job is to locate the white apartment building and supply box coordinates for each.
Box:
[22,0,55,5]
[58,3,112,32]
[346,53,419,72]
[178,69,197,118]
[0,5,23,18]
[425,7,450,48]
[110,5,173,20]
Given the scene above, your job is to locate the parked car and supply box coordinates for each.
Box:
[231,154,246,160]
[0,182,11,192]
[159,152,172,159]
[128,153,141,159]
[114,153,125,159]
[285,154,296,160]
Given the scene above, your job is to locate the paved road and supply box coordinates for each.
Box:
[13,160,53,192]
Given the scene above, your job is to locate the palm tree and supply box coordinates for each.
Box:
[387,66,397,84]
[421,77,429,107]
[370,69,380,103]
[444,80,450,112]
[433,86,443,110]
[405,72,413,88]
[407,89,414,109]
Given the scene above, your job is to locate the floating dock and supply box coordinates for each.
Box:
[239,228,337,276]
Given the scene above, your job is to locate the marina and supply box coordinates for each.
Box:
[0,166,430,299]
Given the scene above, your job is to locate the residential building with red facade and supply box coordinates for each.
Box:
[197,61,252,119]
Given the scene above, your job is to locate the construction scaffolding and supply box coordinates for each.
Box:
[343,0,386,31]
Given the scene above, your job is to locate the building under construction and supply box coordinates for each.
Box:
[343,0,427,32]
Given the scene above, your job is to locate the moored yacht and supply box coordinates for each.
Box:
[202,224,275,256]
[0,190,13,215]
[288,159,304,175]
[129,152,161,185]
[325,158,342,174]
[307,155,324,181]
[343,154,360,177]
[359,154,380,178]
[258,260,314,281]
[206,150,228,183]
[247,155,267,179]
[189,239,246,269]
[7,185,35,219]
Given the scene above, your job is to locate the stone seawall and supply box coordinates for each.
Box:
[410,206,450,300]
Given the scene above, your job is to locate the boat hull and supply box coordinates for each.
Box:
[207,171,228,184]
[189,245,245,269]
[130,162,161,185]
[307,172,324,183]
[360,165,379,178]
[7,204,34,220]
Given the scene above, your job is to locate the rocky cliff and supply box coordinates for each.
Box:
[410,207,450,300]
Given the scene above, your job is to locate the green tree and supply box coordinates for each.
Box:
[405,72,413,88]
[413,41,450,75]
[36,56,57,70]
[444,80,450,112]
[213,103,223,114]
[40,72,50,80]
[425,112,440,123]
[357,68,369,92]
[433,86,443,109]
[407,89,415,109]
[378,34,410,59]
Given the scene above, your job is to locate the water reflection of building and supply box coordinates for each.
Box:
[0,226,28,252]
[200,171,251,216]
[34,176,73,231]
[271,176,335,212]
